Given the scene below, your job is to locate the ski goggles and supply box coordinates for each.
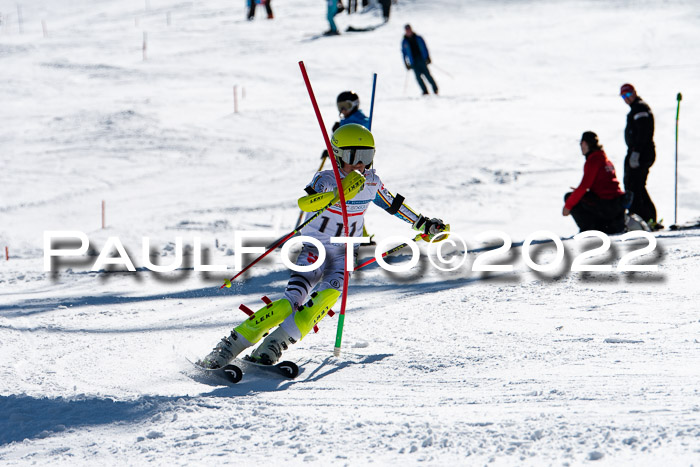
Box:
[621,92,634,99]
[337,100,356,112]
[334,146,375,166]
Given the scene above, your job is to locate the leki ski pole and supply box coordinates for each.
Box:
[295,154,329,227]
[221,204,331,289]
[355,233,428,271]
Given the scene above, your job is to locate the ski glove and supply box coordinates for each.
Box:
[629,151,641,169]
[413,215,447,240]
[426,57,432,65]
[405,63,412,70]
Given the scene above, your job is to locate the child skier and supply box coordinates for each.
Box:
[201,124,448,369]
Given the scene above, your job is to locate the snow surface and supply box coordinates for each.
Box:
[2,0,700,465]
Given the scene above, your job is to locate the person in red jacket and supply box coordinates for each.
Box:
[563,131,626,234]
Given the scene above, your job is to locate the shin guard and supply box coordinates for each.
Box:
[234,298,293,345]
[293,289,341,340]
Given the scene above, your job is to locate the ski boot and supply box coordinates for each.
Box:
[200,330,250,369]
[249,327,296,365]
[201,298,294,369]
[249,289,341,365]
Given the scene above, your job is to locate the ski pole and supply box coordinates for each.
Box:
[674,92,682,225]
[295,153,329,226]
[403,70,410,95]
[368,72,377,130]
[430,63,453,79]
[221,202,333,289]
[298,61,352,357]
[355,233,427,271]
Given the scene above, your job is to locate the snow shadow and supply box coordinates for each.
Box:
[0,378,297,446]
[302,353,393,382]
[0,269,291,318]
[0,394,168,445]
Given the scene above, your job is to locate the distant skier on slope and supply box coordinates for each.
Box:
[563,131,627,234]
[322,91,370,159]
[247,0,273,20]
[335,90,370,129]
[325,0,341,35]
[200,124,448,368]
[402,24,438,96]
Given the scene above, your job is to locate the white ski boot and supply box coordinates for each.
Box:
[249,327,296,365]
[200,330,250,369]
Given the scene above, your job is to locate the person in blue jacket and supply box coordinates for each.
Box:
[321,91,370,161]
[402,24,438,95]
[335,90,370,129]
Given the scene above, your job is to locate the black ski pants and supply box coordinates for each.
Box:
[378,0,391,20]
[623,150,657,223]
[248,0,273,19]
[565,191,626,234]
[411,60,438,95]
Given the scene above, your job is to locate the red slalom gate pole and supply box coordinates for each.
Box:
[298,61,351,357]
[220,231,295,289]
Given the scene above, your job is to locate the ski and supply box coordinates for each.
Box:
[669,217,700,231]
[189,357,299,384]
[345,23,385,33]
[237,356,300,379]
[188,358,244,384]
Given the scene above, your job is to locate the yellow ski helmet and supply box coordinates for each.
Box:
[330,123,375,168]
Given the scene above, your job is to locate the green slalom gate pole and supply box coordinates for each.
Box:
[674,92,682,225]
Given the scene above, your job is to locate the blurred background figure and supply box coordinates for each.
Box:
[248,0,273,20]
[402,24,438,95]
[563,131,626,234]
[620,83,660,229]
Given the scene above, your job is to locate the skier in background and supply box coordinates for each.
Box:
[346,0,358,14]
[563,131,626,234]
[620,83,661,229]
[331,91,373,242]
[334,90,370,130]
[201,124,448,368]
[321,91,370,164]
[378,0,392,22]
[325,0,340,35]
[247,0,273,20]
[402,24,438,95]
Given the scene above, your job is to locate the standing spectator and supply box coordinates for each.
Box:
[563,132,626,234]
[620,83,660,229]
[378,0,391,21]
[248,0,273,20]
[325,0,340,35]
[402,24,438,95]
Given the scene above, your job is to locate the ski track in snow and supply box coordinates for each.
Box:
[2,0,700,465]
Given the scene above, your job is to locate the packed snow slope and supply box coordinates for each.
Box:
[1,0,700,465]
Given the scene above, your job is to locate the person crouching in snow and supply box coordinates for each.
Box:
[563,131,626,234]
[201,124,448,368]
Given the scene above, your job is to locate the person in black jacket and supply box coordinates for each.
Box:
[620,83,660,228]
